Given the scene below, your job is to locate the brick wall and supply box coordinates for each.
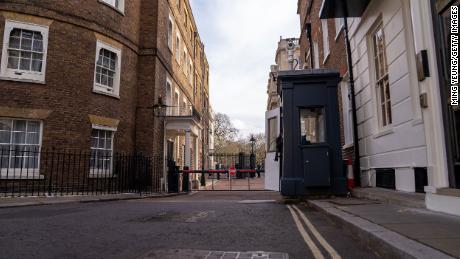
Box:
[0,0,141,153]
[297,0,355,158]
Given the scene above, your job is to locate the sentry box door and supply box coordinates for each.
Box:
[299,107,330,186]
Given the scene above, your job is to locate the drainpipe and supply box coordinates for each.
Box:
[343,17,361,186]
[306,22,314,68]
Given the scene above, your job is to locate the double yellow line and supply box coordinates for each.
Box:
[287,205,342,259]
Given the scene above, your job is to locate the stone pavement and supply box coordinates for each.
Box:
[308,197,460,258]
[142,249,288,259]
[0,193,182,208]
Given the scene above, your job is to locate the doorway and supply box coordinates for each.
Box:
[433,0,460,188]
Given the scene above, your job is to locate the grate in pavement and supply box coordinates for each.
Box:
[142,249,289,259]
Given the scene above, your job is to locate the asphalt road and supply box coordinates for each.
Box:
[0,191,379,259]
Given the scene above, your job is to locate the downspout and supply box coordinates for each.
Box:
[306,23,314,68]
[343,16,361,186]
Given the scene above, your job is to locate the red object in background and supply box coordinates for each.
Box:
[347,157,355,189]
[229,167,237,176]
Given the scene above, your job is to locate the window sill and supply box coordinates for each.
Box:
[373,127,394,139]
[1,171,44,180]
[89,172,116,179]
[97,0,125,15]
[92,88,120,99]
[0,75,45,85]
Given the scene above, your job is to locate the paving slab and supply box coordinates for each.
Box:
[308,198,459,258]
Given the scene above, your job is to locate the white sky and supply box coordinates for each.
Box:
[190,0,300,137]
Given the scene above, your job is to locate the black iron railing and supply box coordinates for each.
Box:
[0,148,163,197]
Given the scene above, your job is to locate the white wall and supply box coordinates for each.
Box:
[265,108,280,191]
[349,0,428,191]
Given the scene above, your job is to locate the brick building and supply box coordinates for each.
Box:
[297,0,354,161]
[0,0,211,191]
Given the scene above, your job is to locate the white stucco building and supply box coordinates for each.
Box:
[320,0,459,215]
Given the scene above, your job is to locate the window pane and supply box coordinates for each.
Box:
[20,51,32,59]
[9,50,20,57]
[9,37,20,49]
[31,60,42,72]
[101,74,108,85]
[32,53,43,60]
[300,108,326,144]
[32,39,43,52]
[10,29,20,37]
[33,32,43,40]
[13,120,26,131]
[21,38,32,51]
[12,132,26,144]
[0,131,10,144]
[7,57,19,69]
[21,30,33,39]
[26,132,39,145]
[19,58,31,70]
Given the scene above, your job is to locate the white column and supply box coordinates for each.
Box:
[410,0,450,191]
[185,130,191,168]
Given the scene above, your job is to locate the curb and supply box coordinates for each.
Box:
[306,200,454,259]
[0,192,190,209]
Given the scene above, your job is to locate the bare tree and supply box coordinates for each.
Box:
[214,113,239,152]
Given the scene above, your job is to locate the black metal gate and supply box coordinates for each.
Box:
[167,153,265,191]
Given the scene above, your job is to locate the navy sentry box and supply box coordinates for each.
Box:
[278,69,347,196]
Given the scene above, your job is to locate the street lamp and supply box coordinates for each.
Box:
[249,135,256,175]
[152,97,169,191]
[250,135,256,155]
[152,97,168,117]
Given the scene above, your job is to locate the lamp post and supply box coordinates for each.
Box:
[249,135,256,178]
[152,97,168,192]
[250,135,256,155]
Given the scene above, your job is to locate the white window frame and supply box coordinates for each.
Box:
[93,40,122,98]
[90,125,116,177]
[174,89,180,116]
[369,23,392,129]
[335,18,344,40]
[340,81,354,147]
[313,41,320,69]
[0,20,49,83]
[166,77,173,116]
[183,48,188,75]
[168,15,174,52]
[176,33,181,65]
[189,60,193,85]
[182,97,188,116]
[0,118,43,179]
[321,19,330,63]
[98,0,124,14]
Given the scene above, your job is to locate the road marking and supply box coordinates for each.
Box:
[292,205,342,259]
[287,205,325,259]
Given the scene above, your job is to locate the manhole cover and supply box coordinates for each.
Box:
[141,249,289,259]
